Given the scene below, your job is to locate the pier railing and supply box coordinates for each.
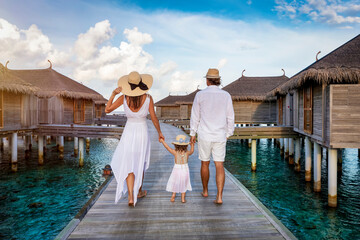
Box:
[35,124,123,139]
[230,126,298,139]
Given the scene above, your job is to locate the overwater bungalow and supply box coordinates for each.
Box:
[94,96,108,119]
[6,61,105,125]
[154,94,186,120]
[267,34,360,207]
[222,72,289,125]
[0,63,39,132]
[174,89,200,120]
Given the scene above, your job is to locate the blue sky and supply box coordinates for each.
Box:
[0,0,359,101]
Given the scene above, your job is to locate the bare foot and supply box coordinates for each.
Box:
[170,193,176,202]
[128,201,134,207]
[201,192,208,198]
[213,199,223,205]
[137,190,147,198]
[181,193,186,203]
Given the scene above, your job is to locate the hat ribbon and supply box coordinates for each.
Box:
[129,78,149,91]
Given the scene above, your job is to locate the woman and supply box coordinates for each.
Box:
[105,71,164,206]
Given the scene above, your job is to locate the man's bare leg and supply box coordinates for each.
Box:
[214,161,225,204]
[201,161,210,197]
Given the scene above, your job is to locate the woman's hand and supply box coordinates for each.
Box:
[112,87,122,96]
[158,132,165,142]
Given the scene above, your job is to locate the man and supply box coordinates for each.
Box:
[190,68,235,204]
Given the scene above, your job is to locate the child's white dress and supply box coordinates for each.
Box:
[166,152,192,193]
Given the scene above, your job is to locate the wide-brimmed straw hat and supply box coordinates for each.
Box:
[172,135,190,146]
[204,68,221,79]
[118,71,153,96]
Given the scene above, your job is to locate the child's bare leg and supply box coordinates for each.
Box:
[181,192,186,203]
[170,193,176,202]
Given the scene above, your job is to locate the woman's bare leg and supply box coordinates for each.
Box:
[138,171,147,198]
[126,173,135,205]
[170,193,176,202]
[181,192,186,203]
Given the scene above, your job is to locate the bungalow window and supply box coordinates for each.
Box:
[278,96,283,125]
[303,86,313,134]
[95,105,102,118]
[0,91,3,128]
[74,99,85,123]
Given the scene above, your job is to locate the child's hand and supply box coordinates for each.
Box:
[160,138,164,143]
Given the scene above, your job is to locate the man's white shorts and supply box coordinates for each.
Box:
[198,138,226,162]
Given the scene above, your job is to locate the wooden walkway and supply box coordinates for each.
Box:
[67,122,296,239]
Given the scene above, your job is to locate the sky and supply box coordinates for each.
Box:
[0,0,359,102]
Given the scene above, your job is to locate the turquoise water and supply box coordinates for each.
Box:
[1,137,359,239]
[224,139,360,240]
[0,137,118,240]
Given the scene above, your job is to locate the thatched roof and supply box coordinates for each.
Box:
[0,63,39,94]
[155,94,186,107]
[175,89,201,104]
[222,75,289,101]
[94,96,108,105]
[270,34,360,96]
[7,66,104,100]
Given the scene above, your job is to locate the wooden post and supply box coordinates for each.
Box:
[59,136,64,159]
[0,138,3,151]
[79,137,84,167]
[289,138,294,164]
[38,135,44,165]
[280,138,284,156]
[313,142,321,192]
[74,137,79,156]
[251,139,256,171]
[29,136,32,151]
[284,138,289,160]
[328,148,338,207]
[46,136,51,144]
[11,132,18,172]
[248,139,251,148]
[86,137,90,153]
[305,137,312,182]
[294,138,301,172]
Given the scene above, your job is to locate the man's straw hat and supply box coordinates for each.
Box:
[204,68,221,79]
[172,135,190,146]
[118,71,153,96]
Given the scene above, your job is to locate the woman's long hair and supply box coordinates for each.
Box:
[126,95,144,110]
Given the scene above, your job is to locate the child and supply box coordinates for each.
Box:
[160,135,194,203]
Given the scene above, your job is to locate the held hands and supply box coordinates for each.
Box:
[112,87,122,96]
[158,132,165,143]
[190,136,196,144]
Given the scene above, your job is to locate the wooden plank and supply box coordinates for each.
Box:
[67,122,294,240]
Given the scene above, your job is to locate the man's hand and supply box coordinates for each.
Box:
[190,136,196,143]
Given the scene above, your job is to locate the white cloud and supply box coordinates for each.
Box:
[217,58,228,69]
[0,18,70,68]
[274,0,360,25]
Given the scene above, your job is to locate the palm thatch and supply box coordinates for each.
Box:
[0,63,39,94]
[222,75,289,101]
[175,89,201,104]
[8,66,104,100]
[155,94,187,107]
[94,96,108,104]
[269,34,360,97]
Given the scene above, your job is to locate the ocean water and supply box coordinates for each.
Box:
[0,137,118,240]
[224,139,360,240]
[1,137,359,240]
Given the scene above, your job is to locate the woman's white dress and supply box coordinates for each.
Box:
[110,95,151,205]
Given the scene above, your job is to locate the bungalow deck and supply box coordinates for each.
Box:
[65,122,295,239]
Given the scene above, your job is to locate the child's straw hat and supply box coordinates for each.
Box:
[172,135,190,146]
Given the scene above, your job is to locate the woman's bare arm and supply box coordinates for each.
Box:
[160,139,176,156]
[105,87,124,114]
[187,142,194,156]
[148,95,165,142]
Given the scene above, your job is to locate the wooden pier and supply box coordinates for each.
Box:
[65,122,295,239]
[35,124,123,139]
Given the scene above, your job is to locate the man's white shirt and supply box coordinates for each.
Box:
[190,85,235,142]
